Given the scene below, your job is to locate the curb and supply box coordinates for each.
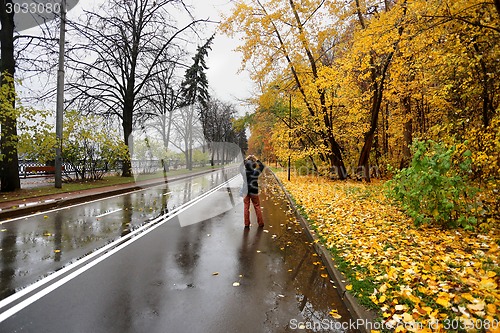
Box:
[271,171,378,333]
[0,167,232,220]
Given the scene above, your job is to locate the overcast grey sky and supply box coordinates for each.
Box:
[66,0,254,113]
[17,0,252,114]
[188,0,254,109]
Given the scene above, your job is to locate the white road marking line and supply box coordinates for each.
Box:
[0,188,146,224]
[0,168,236,224]
[0,175,239,322]
[95,209,122,218]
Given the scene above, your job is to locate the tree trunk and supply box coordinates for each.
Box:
[401,119,413,168]
[400,96,413,169]
[357,131,375,182]
[329,139,347,179]
[470,42,493,128]
[184,150,189,169]
[161,107,174,172]
[383,104,389,154]
[0,1,21,192]
[122,102,133,177]
[355,1,406,182]
[188,109,193,170]
[357,48,394,182]
[357,77,386,182]
[479,54,492,128]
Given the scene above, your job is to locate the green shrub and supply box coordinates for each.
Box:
[385,140,479,230]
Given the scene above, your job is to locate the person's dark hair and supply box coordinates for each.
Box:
[244,159,255,170]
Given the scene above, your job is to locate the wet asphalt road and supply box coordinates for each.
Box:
[0,169,358,332]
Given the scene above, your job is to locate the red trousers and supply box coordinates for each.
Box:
[243,194,264,226]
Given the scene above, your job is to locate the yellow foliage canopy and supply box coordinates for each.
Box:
[222,0,499,182]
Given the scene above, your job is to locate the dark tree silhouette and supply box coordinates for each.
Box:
[67,0,204,177]
[0,0,20,192]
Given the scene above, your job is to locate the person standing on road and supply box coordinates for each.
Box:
[240,155,265,228]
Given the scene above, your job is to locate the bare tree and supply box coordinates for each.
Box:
[170,105,204,170]
[143,54,185,169]
[203,99,243,165]
[66,0,204,177]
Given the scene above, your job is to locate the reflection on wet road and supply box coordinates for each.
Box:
[0,169,358,332]
[0,168,238,300]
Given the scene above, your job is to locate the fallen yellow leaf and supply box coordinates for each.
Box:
[486,303,497,315]
[402,312,413,323]
[395,325,405,332]
[329,309,342,319]
[436,297,451,308]
[479,278,497,290]
[395,304,407,311]
[467,300,485,312]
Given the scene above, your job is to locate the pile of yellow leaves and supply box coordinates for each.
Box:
[278,172,500,332]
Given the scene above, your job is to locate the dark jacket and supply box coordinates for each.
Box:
[240,159,265,196]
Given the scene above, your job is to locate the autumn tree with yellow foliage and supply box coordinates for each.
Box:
[222,0,498,179]
[221,0,351,179]
[223,0,498,204]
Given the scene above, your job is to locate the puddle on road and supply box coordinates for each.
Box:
[252,173,358,332]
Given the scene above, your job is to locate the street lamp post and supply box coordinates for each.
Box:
[55,0,66,188]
